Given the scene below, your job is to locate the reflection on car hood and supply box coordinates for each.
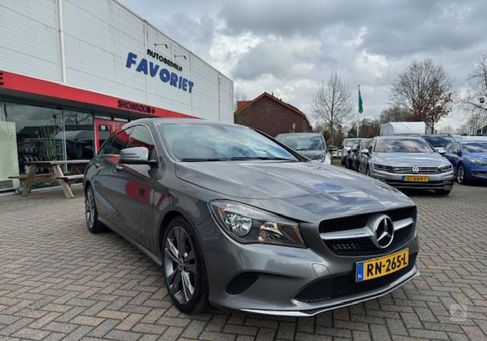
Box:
[373,152,449,167]
[175,161,413,220]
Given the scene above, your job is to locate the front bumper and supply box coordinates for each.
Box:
[466,164,487,180]
[370,169,454,190]
[197,215,419,316]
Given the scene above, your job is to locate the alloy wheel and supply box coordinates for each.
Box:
[85,189,95,228]
[457,165,465,184]
[164,226,197,304]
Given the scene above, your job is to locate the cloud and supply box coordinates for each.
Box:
[118,0,487,129]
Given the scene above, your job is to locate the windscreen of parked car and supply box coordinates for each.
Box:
[343,139,360,147]
[276,135,325,151]
[423,135,454,148]
[160,124,299,162]
[374,138,434,153]
[463,142,487,153]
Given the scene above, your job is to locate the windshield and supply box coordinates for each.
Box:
[375,138,434,153]
[423,135,454,148]
[463,142,487,153]
[343,139,360,147]
[360,139,371,149]
[160,124,298,162]
[276,135,325,151]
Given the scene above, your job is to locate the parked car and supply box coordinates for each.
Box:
[84,119,419,316]
[341,138,360,165]
[421,134,455,154]
[354,138,372,172]
[444,139,487,184]
[276,132,331,165]
[364,135,454,195]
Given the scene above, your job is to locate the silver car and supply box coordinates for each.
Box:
[364,135,454,195]
[84,119,418,316]
[276,132,331,165]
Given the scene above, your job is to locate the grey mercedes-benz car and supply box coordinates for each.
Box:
[84,118,419,316]
[364,135,454,195]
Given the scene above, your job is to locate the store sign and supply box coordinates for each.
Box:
[117,99,155,114]
[125,52,194,93]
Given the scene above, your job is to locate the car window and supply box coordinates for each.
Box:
[463,142,487,153]
[127,125,157,161]
[374,138,434,153]
[160,124,298,161]
[423,135,454,148]
[98,128,131,155]
[276,135,325,151]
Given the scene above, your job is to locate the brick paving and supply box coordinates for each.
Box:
[0,184,487,340]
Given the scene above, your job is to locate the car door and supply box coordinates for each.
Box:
[92,128,132,229]
[114,124,159,250]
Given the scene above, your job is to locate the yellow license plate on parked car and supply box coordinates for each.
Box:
[403,176,429,182]
[356,249,409,282]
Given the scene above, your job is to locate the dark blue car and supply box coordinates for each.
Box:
[444,139,487,184]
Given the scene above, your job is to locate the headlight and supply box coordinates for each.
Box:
[470,158,487,165]
[372,164,394,173]
[439,164,453,172]
[209,200,306,248]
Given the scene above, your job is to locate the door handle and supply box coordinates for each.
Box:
[115,164,123,172]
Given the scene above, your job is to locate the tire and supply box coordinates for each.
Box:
[457,164,467,184]
[85,185,107,233]
[162,217,208,314]
[435,189,451,195]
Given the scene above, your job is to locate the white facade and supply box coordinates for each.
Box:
[0,0,233,122]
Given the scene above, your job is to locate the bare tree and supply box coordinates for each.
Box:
[391,59,453,133]
[462,56,487,134]
[379,105,412,123]
[313,72,352,144]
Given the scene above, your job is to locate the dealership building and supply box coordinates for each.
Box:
[0,0,234,191]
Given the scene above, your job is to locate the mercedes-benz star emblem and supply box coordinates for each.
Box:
[371,215,394,248]
[412,166,420,173]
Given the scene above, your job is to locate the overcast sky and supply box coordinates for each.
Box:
[119,0,487,130]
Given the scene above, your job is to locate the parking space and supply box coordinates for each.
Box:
[0,184,486,341]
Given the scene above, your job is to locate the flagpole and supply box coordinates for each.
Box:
[357,84,360,138]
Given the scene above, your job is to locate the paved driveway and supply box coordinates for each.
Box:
[0,184,486,341]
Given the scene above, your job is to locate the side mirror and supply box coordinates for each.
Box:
[120,147,151,164]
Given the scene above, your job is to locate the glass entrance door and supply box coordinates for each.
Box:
[94,118,125,153]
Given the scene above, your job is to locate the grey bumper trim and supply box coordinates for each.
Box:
[241,266,420,317]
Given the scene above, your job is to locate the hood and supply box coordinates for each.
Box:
[298,150,326,160]
[175,161,413,221]
[373,152,449,167]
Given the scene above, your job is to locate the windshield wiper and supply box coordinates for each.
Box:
[180,158,230,162]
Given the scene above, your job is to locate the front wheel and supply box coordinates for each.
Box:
[85,185,107,233]
[457,164,467,184]
[162,217,208,314]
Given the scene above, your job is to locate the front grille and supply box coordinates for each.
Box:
[381,166,450,174]
[319,207,415,234]
[320,207,416,257]
[295,253,417,303]
[326,225,413,256]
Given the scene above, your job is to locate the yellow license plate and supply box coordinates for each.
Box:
[356,249,409,282]
[403,176,429,182]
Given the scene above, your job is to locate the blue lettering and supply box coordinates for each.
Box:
[182,78,188,91]
[159,69,170,82]
[169,73,178,87]
[149,62,159,77]
[136,58,148,74]
[126,52,137,68]
[188,81,194,93]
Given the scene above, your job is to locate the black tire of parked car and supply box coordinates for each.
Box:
[162,217,209,314]
[456,164,467,184]
[85,185,108,234]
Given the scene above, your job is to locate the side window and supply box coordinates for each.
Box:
[127,125,157,160]
[368,140,374,153]
[99,129,131,155]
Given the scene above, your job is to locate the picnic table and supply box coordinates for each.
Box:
[10,160,89,198]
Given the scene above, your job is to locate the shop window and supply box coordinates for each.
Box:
[5,102,63,174]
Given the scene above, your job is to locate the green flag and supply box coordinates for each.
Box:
[358,85,363,114]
